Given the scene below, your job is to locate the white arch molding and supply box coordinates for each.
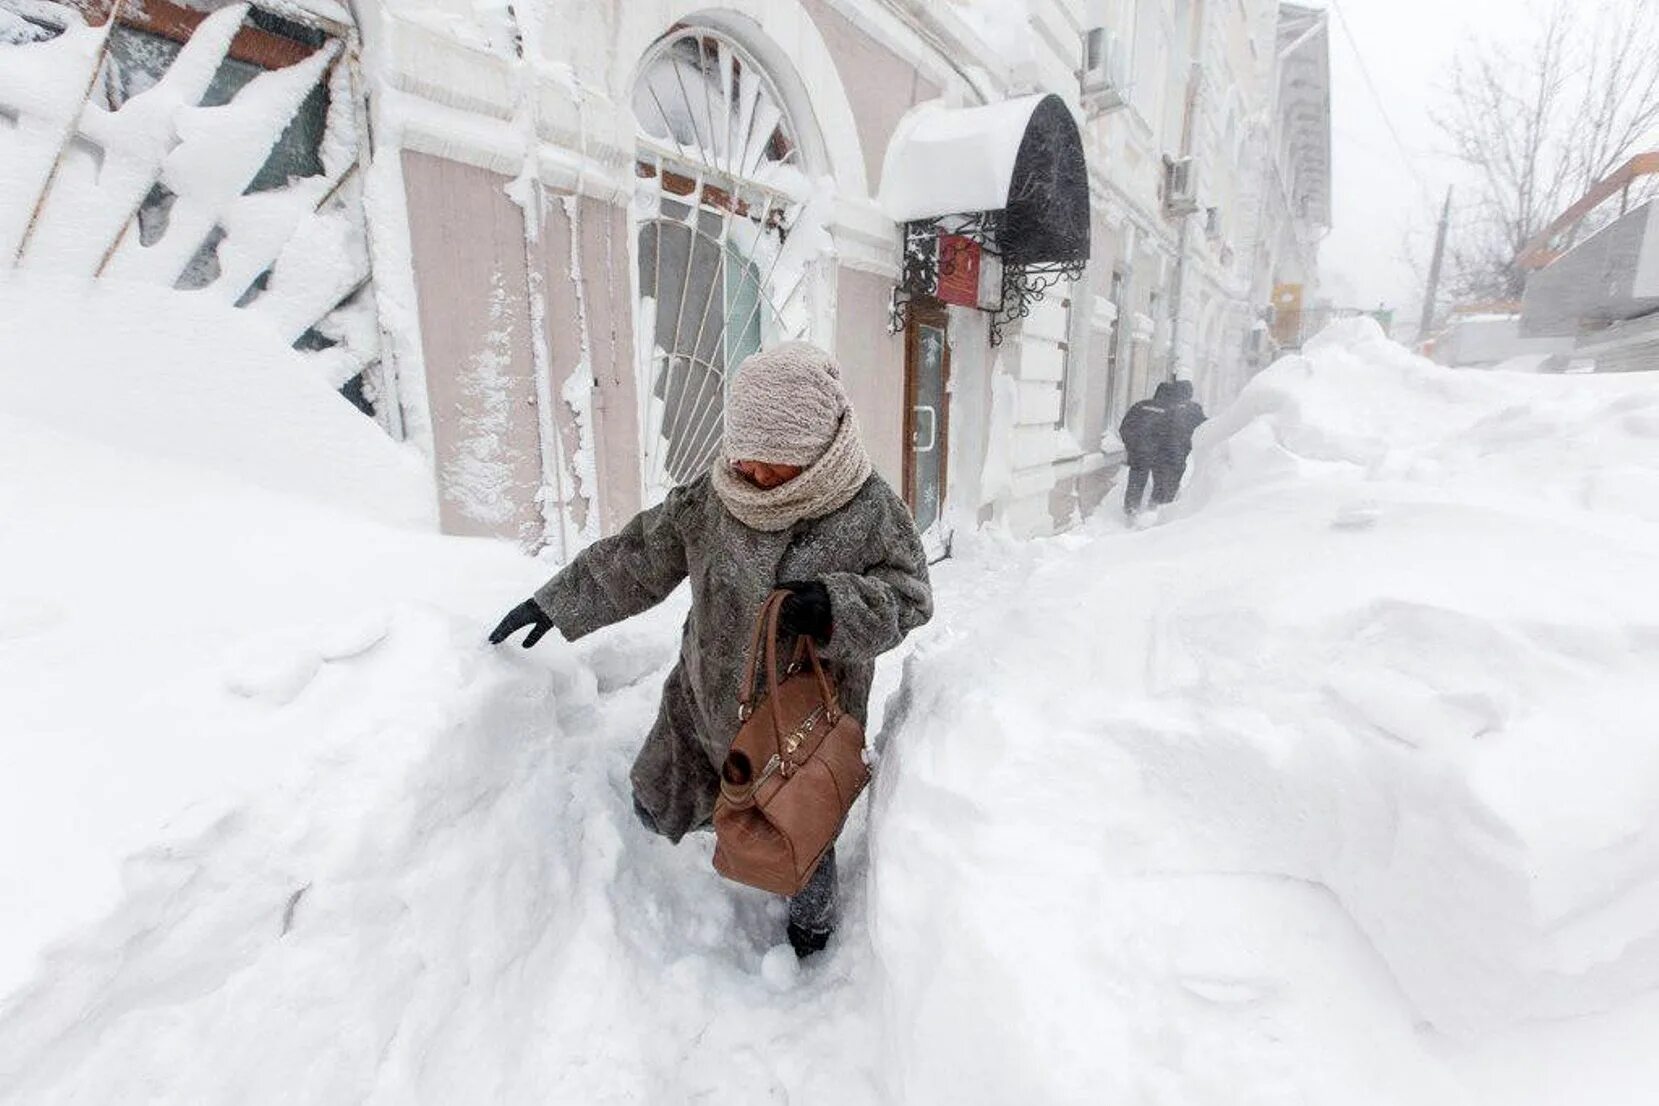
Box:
[613,2,868,200]
[626,14,851,506]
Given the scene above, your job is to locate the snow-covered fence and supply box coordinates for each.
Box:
[0,0,383,422]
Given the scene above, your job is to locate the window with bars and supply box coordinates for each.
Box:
[631,27,818,502]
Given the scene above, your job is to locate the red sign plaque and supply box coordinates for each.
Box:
[936,234,981,307]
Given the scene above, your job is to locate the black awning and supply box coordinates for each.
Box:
[1002,93,1090,267]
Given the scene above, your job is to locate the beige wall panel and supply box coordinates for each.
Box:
[539,193,643,540]
[801,0,940,194]
[834,266,906,489]
[402,150,545,545]
[580,197,644,533]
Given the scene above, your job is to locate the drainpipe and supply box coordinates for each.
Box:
[1165,0,1207,380]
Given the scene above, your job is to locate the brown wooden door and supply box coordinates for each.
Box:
[903,298,951,536]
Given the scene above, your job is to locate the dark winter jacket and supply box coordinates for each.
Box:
[1120,381,1207,469]
[1166,380,1207,466]
[532,472,933,841]
[1119,382,1176,468]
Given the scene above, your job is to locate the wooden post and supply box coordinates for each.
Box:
[1417,186,1452,343]
[12,0,122,266]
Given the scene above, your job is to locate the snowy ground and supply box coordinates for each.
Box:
[4,281,1659,1104]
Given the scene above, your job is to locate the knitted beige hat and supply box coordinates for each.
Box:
[723,341,850,466]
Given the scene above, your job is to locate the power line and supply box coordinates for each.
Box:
[1325,0,1435,197]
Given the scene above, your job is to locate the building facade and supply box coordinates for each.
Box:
[0,0,1330,554]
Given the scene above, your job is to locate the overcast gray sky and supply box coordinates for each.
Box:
[1313,0,1531,319]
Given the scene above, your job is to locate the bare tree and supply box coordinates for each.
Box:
[1432,0,1659,304]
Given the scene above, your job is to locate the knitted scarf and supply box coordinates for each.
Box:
[711,410,874,532]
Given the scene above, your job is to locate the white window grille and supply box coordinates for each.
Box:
[631,27,818,504]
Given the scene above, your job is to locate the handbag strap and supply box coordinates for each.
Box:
[738,590,789,720]
[737,589,840,733]
[788,632,840,723]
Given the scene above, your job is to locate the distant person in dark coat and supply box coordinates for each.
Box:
[1118,381,1174,516]
[1118,379,1207,515]
[1161,379,1207,500]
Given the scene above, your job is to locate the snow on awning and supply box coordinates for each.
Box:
[879,93,1089,267]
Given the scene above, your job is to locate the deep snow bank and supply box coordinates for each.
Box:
[0,274,446,1002]
[0,277,882,1104]
[871,321,1659,1101]
[1185,317,1659,525]
[0,272,432,527]
[7,295,1659,1105]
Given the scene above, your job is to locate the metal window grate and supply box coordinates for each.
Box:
[631,27,815,502]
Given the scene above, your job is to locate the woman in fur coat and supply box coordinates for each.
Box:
[490,341,933,957]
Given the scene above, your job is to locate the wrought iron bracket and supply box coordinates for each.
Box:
[989,259,1087,346]
[934,210,1006,256]
[888,284,914,334]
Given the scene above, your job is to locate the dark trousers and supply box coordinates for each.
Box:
[1125,462,1185,514]
[1151,462,1185,505]
[1124,464,1150,514]
[633,795,838,933]
[787,848,837,935]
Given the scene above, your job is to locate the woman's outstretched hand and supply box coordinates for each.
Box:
[488,599,555,648]
[777,580,833,642]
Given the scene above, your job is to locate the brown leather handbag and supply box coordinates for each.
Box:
[712,590,870,897]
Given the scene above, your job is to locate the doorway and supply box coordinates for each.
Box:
[903,297,951,556]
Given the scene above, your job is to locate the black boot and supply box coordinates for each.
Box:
[786,848,837,959]
[787,920,832,958]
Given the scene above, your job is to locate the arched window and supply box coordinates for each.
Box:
[632,25,821,502]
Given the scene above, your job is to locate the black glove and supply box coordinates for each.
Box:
[488,599,555,648]
[777,580,832,643]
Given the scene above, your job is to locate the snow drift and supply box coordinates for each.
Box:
[872,317,1659,1102]
[5,297,1659,1106]
[0,274,880,1104]
[0,273,430,527]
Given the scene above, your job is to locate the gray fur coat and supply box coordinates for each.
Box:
[533,472,933,840]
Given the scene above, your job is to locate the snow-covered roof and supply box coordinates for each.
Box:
[878,94,1050,222]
